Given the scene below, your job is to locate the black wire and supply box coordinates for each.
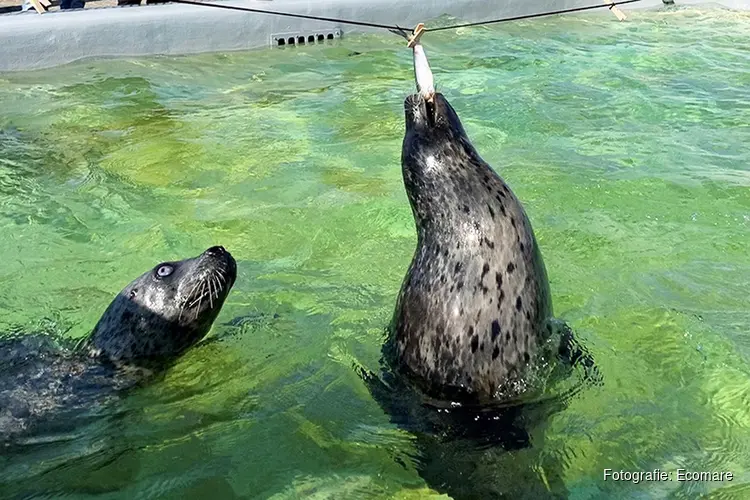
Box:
[169,0,406,30]
[430,0,643,31]
[167,0,642,35]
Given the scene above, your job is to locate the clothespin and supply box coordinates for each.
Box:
[407,23,426,48]
[28,0,48,14]
[605,0,628,21]
[407,23,435,102]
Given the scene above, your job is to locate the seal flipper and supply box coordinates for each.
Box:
[552,319,603,388]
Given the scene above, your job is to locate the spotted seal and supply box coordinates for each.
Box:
[0,246,237,443]
[384,91,563,404]
[360,90,598,500]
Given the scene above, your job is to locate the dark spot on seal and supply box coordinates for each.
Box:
[516,296,523,311]
[520,242,525,252]
[454,262,462,275]
[435,322,445,338]
[487,204,495,220]
[511,217,516,228]
[495,272,503,289]
[506,332,511,341]
[481,263,490,279]
[480,342,485,352]
[507,262,515,274]
[467,326,474,338]
[525,311,531,321]
[524,352,530,363]
[471,335,479,353]
[457,281,464,291]
[460,308,465,316]
[491,320,501,341]
[492,346,500,360]
[483,238,495,249]
[462,205,470,214]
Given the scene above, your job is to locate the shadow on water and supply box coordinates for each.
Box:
[360,321,601,499]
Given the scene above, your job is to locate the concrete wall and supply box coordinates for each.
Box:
[0,0,747,72]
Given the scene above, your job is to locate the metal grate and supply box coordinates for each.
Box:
[271,29,341,47]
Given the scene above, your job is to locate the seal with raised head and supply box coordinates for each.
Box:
[384,90,558,404]
[0,245,237,443]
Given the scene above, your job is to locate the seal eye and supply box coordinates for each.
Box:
[156,265,173,278]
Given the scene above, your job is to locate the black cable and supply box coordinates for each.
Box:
[169,0,406,31]
[430,0,642,31]
[167,0,642,35]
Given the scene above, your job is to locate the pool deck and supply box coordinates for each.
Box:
[0,0,748,72]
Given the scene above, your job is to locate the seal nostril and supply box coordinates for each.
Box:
[206,246,225,256]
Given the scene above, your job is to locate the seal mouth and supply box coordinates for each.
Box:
[424,97,437,127]
[405,92,442,131]
[179,247,237,320]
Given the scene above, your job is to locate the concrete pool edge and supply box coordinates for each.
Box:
[0,0,748,73]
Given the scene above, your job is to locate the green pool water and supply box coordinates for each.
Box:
[1,5,750,499]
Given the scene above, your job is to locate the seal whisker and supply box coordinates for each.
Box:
[207,277,215,310]
[215,269,227,287]
[212,276,222,303]
[188,281,207,309]
[193,281,207,320]
[179,280,202,322]
[184,279,203,307]
[215,271,225,293]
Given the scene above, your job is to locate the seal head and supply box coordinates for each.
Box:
[387,92,554,404]
[83,246,237,366]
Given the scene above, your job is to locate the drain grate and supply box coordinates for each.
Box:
[271,29,341,47]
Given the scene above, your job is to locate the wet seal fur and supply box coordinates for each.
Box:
[0,246,237,444]
[81,245,237,367]
[385,92,594,402]
[361,93,600,499]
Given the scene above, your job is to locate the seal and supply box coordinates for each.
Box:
[384,91,558,404]
[361,39,599,499]
[81,245,237,367]
[360,90,594,500]
[0,246,237,444]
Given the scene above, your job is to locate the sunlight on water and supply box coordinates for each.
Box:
[1,5,749,499]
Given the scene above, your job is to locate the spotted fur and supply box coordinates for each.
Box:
[1,247,237,443]
[82,246,237,365]
[386,93,554,403]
